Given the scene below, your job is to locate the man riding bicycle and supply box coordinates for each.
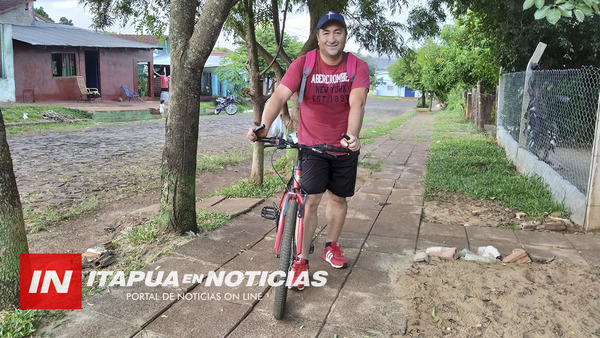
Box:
[247,10,370,290]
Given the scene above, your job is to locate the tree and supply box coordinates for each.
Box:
[33,7,54,22]
[0,109,29,310]
[523,0,599,24]
[59,17,74,25]
[408,0,600,71]
[388,50,427,107]
[83,0,240,234]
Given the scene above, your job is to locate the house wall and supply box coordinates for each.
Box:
[0,24,15,102]
[0,3,34,25]
[13,41,154,101]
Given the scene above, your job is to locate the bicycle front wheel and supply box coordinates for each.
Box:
[273,199,297,320]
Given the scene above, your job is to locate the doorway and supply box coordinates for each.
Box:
[84,50,99,91]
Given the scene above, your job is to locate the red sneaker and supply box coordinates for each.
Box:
[288,258,309,291]
[322,242,348,268]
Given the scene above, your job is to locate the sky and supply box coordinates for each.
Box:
[34,0,413,55]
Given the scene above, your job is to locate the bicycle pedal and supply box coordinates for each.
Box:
[261,206,279,220]
[309,243,314,254]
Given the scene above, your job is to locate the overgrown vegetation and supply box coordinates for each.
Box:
[24,199,100,233]
[197,150,251,171]
[425,109,566,219]
[0,309,66,338]
[1,105,92,122]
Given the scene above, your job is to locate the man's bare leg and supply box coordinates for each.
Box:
[297,193,323,260]
[325,190,347,242]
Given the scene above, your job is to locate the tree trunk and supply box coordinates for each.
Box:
[245,0,269,185]
[159,0,239,234]
[0,109,29,310]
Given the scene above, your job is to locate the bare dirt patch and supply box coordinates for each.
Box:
[412,194,600,337]
[391,257,600,337]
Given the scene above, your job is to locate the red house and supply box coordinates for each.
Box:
[0,0,161,102]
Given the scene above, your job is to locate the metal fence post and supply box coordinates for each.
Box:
[585,92,600,232]
[518,42,547,147]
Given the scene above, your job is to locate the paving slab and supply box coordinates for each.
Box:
[357,179,395,195]
[195,195,227,209]
[142,297,252,337]
[342,267,394,296]
[465,226,519,244]
[513,230,574,249]
[145,254,221,292]
[368,171,401,180]
[564,233,600,251]
[394,179,425,190]
[313,230,367,250]
[419,222,466,238]
[348,192,389,210]
[342,217,375,235]
[308,249,360,290]
[578,250,600,266]
[354,251,406,272]
[199,197,265,216]
[319,324,389,338]
[371,214,420,239]
[84,284,179,328]
[522,244,590,265]
[255,285,339,322]
[386,191,424,206]
[229,308,323,337]
[345,207,380,221]
[130,203,160,217]
[174,236,246,266]
[38,310,140,338]
[326,290,408,335]
[364,235,415,254]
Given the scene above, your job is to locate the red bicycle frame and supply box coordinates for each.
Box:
[273,160,305,258]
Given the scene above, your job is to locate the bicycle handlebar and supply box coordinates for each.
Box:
[253,124,350,157]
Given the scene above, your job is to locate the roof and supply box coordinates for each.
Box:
[111,34,161,46]
[0,0,28,14]
[154,53,229,67]
[11,21,162,49]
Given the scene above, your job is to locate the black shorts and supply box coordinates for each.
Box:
[299,150,359,197]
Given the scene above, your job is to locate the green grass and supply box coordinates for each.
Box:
[24,199,99,233]
[1,105,92,123]
[0,309,66,338]
[425,110,566,220]
[358,159,383,171]
[360,112,416,141]
[197,211,232,231]
[213,175,285,199]
[121,218,159,245]
[197,150,251,171]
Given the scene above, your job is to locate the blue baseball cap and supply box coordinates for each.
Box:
[317,11,346,29]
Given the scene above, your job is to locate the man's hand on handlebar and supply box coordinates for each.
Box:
[341,133,360,152]
[247,124,267,142]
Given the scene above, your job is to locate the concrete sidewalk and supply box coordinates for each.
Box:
[44,112,600,337]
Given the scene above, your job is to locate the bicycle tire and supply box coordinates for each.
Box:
[273,199,297,320]
[225,104,238,115]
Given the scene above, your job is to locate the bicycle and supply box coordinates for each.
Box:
[252,124,350,320]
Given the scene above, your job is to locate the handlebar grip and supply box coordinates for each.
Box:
[254,124,266,134]
[325,145,351,153]
[342,133,350,140]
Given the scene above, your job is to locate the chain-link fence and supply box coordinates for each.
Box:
[498,67,600,197]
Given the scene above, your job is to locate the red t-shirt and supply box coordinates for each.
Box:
[159,75,169,89]
[281,51,370,147]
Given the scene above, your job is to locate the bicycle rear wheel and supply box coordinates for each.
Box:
[273,199,297,320]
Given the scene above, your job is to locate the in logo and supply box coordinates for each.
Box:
[20,254,82,309]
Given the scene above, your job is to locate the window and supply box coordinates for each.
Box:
[51,53,76,77]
